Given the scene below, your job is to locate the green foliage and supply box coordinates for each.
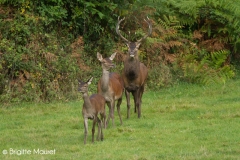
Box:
[0,2,79,103]
[145,15,184,89]
[148,63,173,90]
[157,15,182,30]
[135,0,238,86]
[137,0,240,54]
[196,0,240,53]
[0,0,136,103]
[0,0,239,103]
[176,50,235,84]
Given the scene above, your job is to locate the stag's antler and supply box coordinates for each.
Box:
[116,16,152,44]
[116,16,129,43]
[137,16,152,43]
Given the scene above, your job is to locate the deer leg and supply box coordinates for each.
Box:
[133,89,141,118]
[137,86,144,118]
[139,85,144,103]
[106,101,111,127]
[125,90,131,118]
[100,112,107,129]
[83,118,88,144]
[117,98,123,125]
[110,99,115,127]
[97,117,104,141]
[92,119,96,143]
[137,98,141,118]
[96,117,102,141]
[132,91,137,113]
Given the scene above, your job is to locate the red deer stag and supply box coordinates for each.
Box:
[116,16,152,118]
[78,77,106,144]
[97,52,124,127]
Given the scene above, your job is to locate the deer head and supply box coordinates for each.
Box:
[116,16,152,58]
[97,52,116,70]
[78,77,93,93]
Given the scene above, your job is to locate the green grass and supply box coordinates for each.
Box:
[1,78,240,160]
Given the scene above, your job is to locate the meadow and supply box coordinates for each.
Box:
[0,77,240,160]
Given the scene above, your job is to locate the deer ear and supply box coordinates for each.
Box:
[97,52,103,62]
[87,77,93,85]
[109,52,117,61]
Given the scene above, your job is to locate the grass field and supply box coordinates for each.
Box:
[0,77,240,160]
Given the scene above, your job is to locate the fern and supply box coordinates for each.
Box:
[158,15,182,30]
[178,50,234,84]
[209,50,229,68]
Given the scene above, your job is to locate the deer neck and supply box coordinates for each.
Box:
[101,69,110,92]
[125,56,140,72]
[82,92,92,109]
[124,56,140,81]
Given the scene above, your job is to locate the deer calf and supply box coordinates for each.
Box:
[116,16,152,118]
[97,52,124,127]
[78,77,106,144]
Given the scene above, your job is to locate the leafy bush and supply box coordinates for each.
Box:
[0,3,79,103]
[0,0,239,104]
[137,0,240,56]
[148,63,173,89]
[135,0,238,86]
[175,50,235,84]
[0,0,136,103]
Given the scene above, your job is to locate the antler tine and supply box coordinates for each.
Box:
[137,16,152,43]
[144,16,151,25]
[118,16,125,23]
[145,16,152,34]
[116,16,129,43]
